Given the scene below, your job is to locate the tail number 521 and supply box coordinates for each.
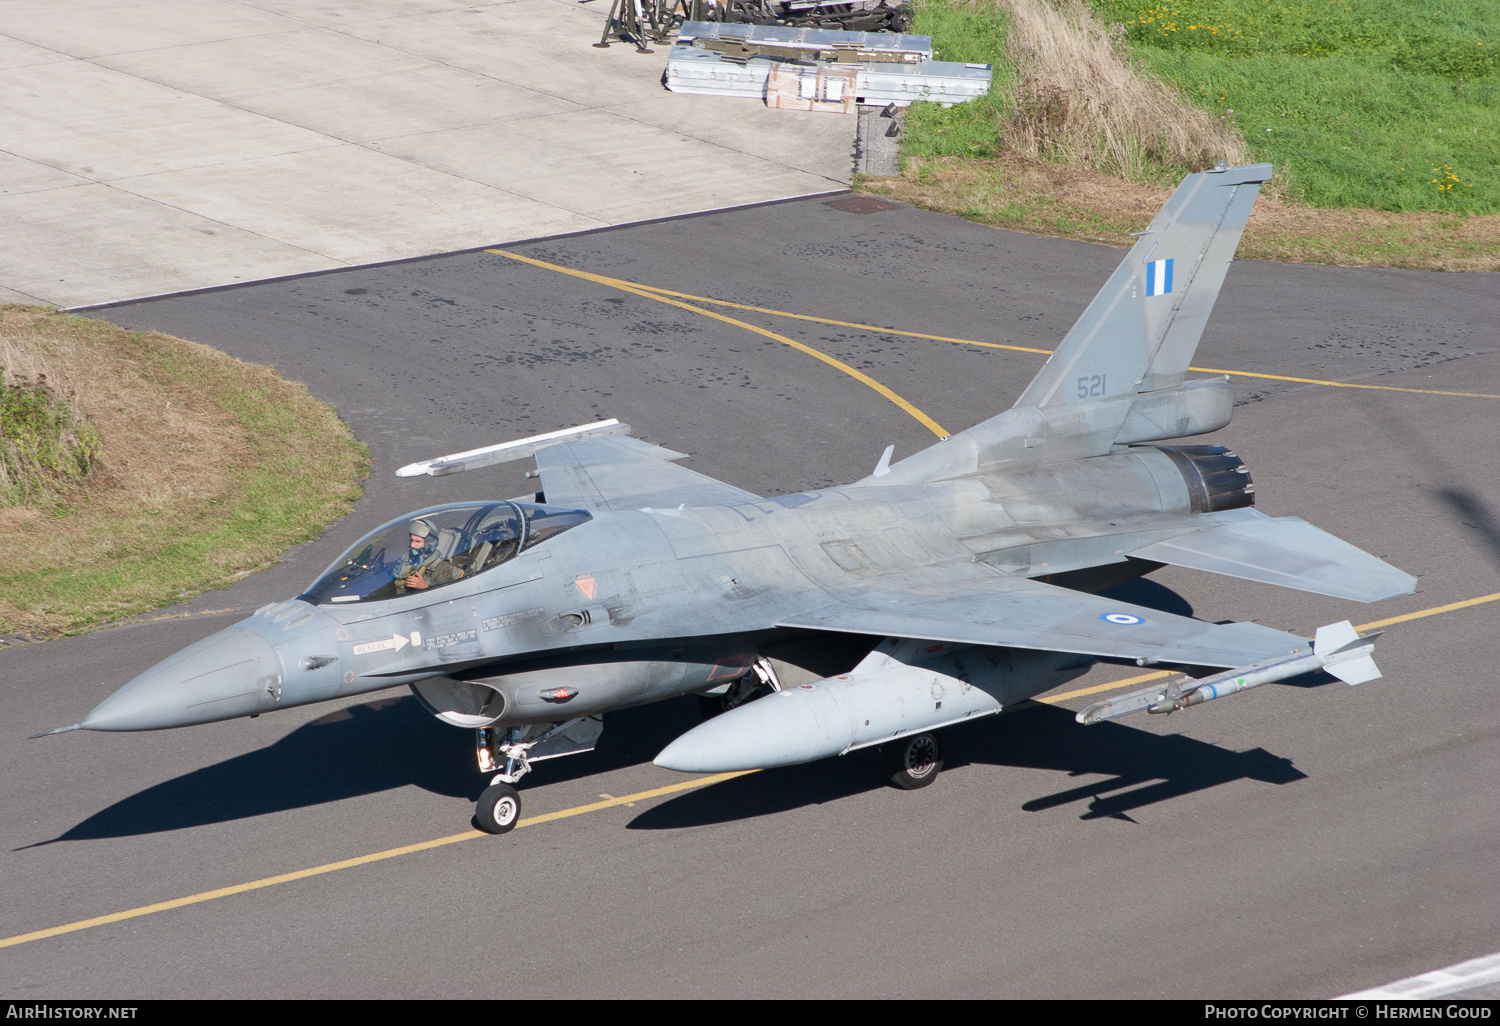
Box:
[1077,374,1106,399]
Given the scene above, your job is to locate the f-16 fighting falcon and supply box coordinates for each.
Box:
[37,164,1415,834]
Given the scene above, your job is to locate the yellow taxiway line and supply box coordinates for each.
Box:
[618,280,1499,400]
[488,250,949,438]
[599,280,1054,357]
[494,258,1496,401]
[0,770,756,952]
[4,591,1495,953]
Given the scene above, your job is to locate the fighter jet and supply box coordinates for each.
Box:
[39,164,1415,833]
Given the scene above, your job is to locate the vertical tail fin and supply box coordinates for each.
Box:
[1013,163,1272,409]
[857,164,1273,488]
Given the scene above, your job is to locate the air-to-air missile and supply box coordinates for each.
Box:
[1074,620,1384,725]
[38,164,1416,834]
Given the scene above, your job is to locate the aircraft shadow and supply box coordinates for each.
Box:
[37,694,696,843]
[1440,486,1500,570]
[1099,577,1195,618]
[627,702,1306,830]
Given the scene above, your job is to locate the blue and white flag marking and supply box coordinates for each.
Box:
[1145,257,1174,297]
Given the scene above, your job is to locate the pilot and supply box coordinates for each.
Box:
[394,519,458,592]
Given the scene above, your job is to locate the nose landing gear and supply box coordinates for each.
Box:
[472,716,604,834]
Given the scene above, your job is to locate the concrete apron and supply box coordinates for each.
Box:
[0,0,856,309]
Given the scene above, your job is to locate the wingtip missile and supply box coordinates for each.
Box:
[1076,620,1381,725]
[395,419,629,478]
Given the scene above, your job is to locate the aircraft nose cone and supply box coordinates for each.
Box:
[82,626,281,731]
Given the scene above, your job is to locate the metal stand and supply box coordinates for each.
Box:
[596,0,909,51]
[597,0,698,51]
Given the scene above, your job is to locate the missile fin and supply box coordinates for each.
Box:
[1325,653,1381,686]
[1314,621,1383,684]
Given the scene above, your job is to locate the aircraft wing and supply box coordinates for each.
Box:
[776,560,1309,668]
[1126,508,1417,602]
[534,435,762,513]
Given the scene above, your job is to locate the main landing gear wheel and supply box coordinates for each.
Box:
[475,782,521,834]
[882,731,943,790]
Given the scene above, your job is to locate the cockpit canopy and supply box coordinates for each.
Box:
[301,501,591,605]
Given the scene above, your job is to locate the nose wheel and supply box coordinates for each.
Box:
[475,781,521,834]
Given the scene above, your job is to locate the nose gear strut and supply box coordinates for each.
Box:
[472,716,604,833]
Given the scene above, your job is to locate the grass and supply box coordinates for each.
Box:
[0,306,369,639]
[908,0,1246,183]
[1090,0,1500,212]
[903,0,1016,160]
[880,0,1500,268]
[867,152,1500,268]
[0,358,101,507]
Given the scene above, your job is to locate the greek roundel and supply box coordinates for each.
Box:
[1145,258,1174,297]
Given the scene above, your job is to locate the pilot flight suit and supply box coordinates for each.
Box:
[392,523,461,594]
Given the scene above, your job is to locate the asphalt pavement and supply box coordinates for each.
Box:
[2,195,1497,997]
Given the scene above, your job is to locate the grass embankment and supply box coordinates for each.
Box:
[869,0,1500,269]
[1093,0,1499,212]
[0,306,369,639]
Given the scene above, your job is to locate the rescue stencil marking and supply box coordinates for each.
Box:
[352,633,411,656]
[575,575,597,600]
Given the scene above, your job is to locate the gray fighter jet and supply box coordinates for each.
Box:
[39,164,1415,833]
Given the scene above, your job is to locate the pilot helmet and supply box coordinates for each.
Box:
[408,518,435,540]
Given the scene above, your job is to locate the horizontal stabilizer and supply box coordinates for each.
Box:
[1127,508,1416,603]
